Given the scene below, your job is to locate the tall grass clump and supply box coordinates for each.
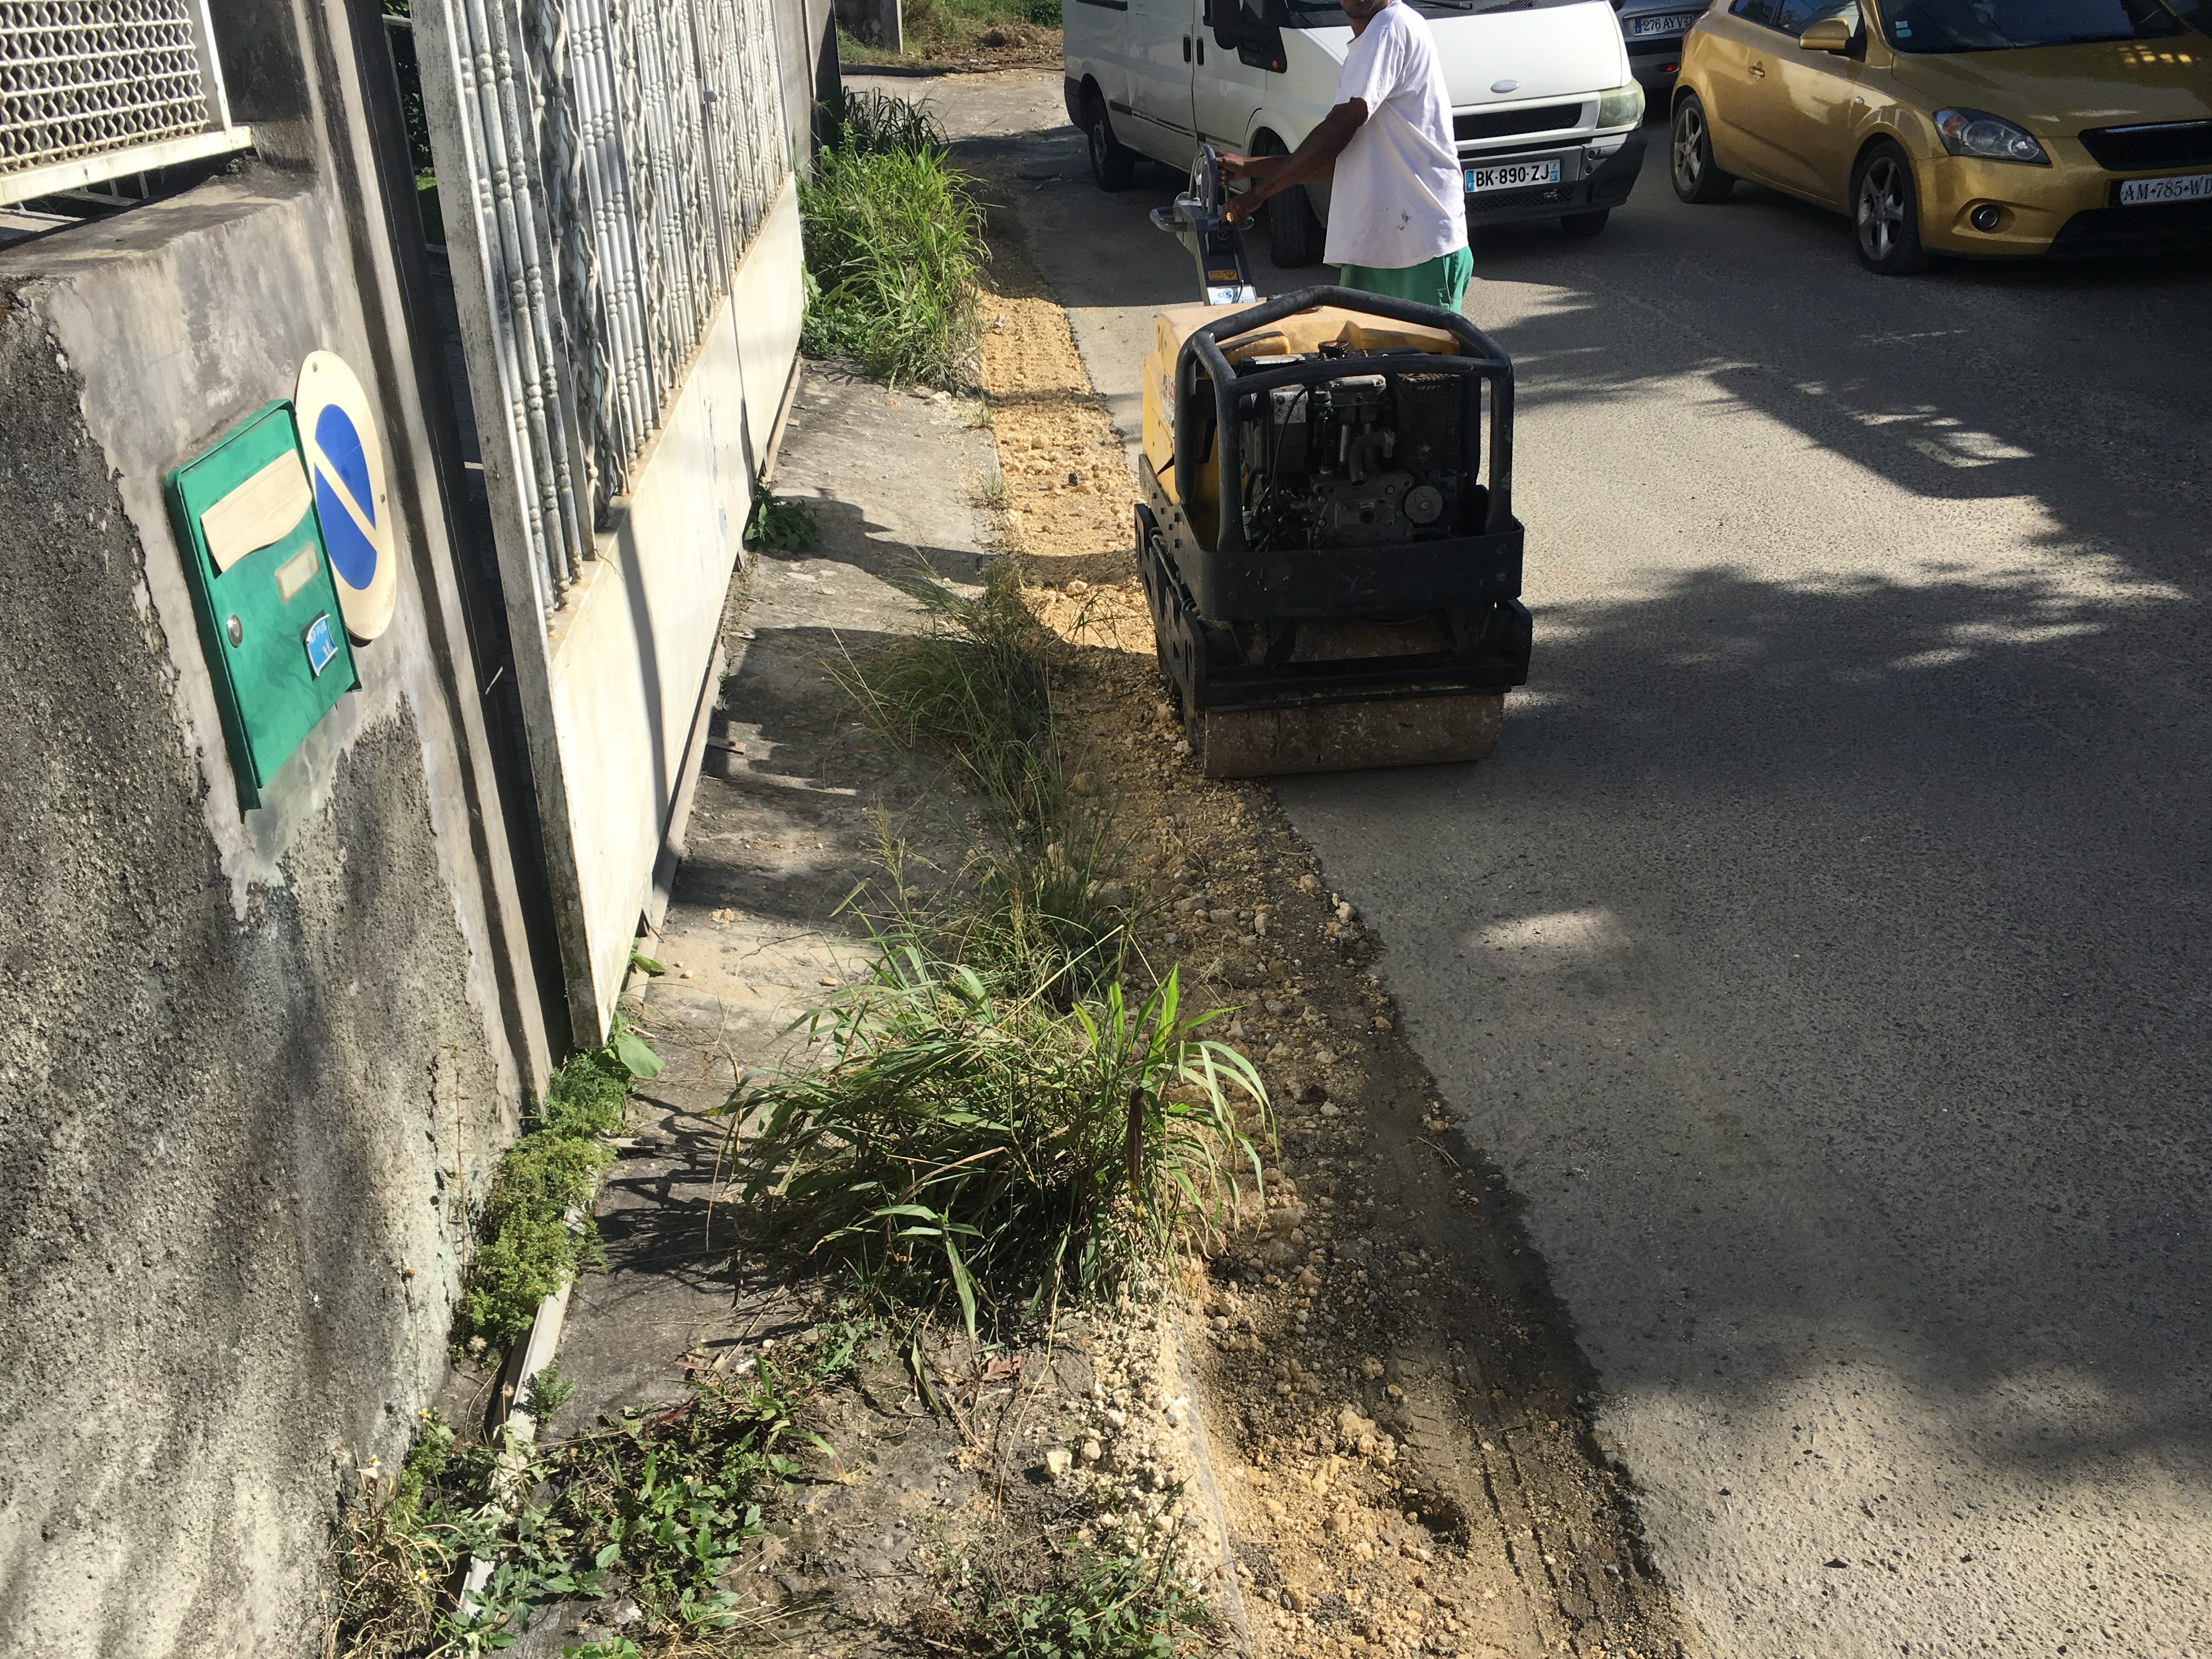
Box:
[800,92,984,389]
[728,952,1264,1333]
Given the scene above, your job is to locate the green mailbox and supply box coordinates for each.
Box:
[164,400,361,809]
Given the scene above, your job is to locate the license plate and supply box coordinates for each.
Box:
[1632,12,1699,33]
[2119,172,2212,205]
[1465,159,1563,193]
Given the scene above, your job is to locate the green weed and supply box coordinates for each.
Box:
[933,1509,1219,1658]
[842,0,1061,60]
[726,954,1264,1335]
[800,122,984,389]
[453,1021,661,1359]
[526,1360,577,1419]
[744,488,817,554]
[334,1340,859,1658]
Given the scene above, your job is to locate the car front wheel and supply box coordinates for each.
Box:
[1671,93,1735,204]
[1085,95,1137,193]
[1852,142,1931,274]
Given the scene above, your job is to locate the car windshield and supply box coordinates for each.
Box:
[1878,0,2187,52]
[1273,0,1602,25]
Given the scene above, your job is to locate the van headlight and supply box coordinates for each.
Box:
[1596,83,1645,128]
[1933,109,2049,165]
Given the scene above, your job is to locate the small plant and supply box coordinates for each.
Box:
[972,467,1009,511]
[726,955,1266,1334]
[526,1360,577,1419]
[547,1340,854,1638]
[829,564,1137,997]
[744,487,817,554]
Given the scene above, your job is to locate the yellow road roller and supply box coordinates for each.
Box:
[1137,149,1529,778]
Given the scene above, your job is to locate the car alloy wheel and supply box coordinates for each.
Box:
[1857,156,1907,260]
[1670,95,1733,204]
[1852,145,1929,274]
[1672,105,1706,193]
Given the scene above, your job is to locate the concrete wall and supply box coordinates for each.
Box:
[544,178,806,1028]
[0,0,545,1650]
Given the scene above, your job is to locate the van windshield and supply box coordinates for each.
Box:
[1274,0,1604,24]
[1878,0,2187,52]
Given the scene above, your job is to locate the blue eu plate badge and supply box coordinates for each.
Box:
[303,611,341,679]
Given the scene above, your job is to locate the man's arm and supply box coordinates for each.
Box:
[1219,99,1369,227]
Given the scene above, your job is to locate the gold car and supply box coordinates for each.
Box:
[1668,0,2212,271]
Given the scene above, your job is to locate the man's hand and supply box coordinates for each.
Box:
[1213,101,1367,229]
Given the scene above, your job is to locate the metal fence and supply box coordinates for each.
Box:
[421,0,791,625]
[0,0,253,205]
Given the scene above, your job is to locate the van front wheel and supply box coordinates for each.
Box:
[1085,95,1138,193]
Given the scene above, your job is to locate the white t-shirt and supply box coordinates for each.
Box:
[1324,1,1468,270]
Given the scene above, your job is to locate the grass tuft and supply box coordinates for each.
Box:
[800,93,984,390]
[828,564,1136,997]
[928,1508,1220,1657]
[820,85,949,157]
[729,954,1263,1333]
[738,562,1269,1335]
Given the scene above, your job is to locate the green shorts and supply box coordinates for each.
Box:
[1337,244,1474,313]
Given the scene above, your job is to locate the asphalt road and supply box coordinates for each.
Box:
[865,71,2212,1657]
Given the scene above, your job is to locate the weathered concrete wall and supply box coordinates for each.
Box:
[0,5,543,1653]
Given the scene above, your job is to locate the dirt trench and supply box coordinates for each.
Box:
[963,174,1705,1659]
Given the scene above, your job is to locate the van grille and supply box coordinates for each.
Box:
[2078,121,2212,172]
[1454,103,1585,144]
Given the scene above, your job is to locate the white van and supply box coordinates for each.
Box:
[1063,0,1649,262]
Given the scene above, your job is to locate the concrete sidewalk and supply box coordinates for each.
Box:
[507,364,999,1655]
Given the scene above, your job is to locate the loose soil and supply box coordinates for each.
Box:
[965,167,1707,1659]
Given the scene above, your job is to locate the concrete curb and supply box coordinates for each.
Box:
[455,1220,584,1620]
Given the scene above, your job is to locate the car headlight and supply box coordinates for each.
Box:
[1933,109,2049,165]
[1596,83,1646,128]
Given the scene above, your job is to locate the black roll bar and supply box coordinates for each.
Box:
[1171,285,1516,551]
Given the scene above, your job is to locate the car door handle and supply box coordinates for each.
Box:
[1197,38,1206,64]
[1183,35,1192,61]
[1748,59,1765,76]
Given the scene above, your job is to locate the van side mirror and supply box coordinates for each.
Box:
[1797,17,1852,51]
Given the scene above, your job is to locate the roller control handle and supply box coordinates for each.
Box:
[1150,144,1259,307]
